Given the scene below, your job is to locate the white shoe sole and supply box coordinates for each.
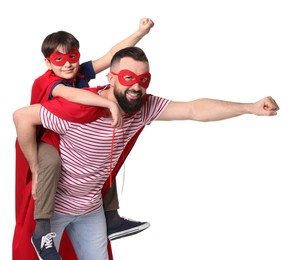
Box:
[108,222,150,241]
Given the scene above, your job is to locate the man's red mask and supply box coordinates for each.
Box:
[111,70,151,89]
[46,49,80,66]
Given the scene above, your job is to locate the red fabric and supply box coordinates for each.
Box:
[30,70,63,105]
[13,76,146,259]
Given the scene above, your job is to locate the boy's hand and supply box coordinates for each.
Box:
[31,168,38,200]
[138,18,155,36]
[109,101,123,128]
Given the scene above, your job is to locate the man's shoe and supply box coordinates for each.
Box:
[31,232,61,260]
[107,217,150,241]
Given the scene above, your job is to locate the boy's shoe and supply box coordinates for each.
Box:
[31,232,61,260]
[107,217,150,241]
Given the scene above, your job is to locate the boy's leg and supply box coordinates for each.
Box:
[103,179,120,211]
[32,141,61,260]
[103,179,150,241]
[34,142,61,221]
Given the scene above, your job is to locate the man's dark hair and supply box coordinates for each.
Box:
[41,31,80,58]
[110,46,149,67]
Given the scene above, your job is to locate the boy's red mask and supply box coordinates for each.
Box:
[46,49,80,66]
[111,70,151,89]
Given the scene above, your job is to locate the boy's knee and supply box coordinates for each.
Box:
[45,154,61,170]
[38,143,61,171]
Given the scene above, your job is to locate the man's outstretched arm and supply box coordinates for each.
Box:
[157,96,279,122]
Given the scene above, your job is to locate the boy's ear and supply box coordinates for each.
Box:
[44,58,53,70]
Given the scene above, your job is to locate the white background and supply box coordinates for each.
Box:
[1,0,291,259]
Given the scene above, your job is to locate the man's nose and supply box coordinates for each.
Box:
[130,82,142,90]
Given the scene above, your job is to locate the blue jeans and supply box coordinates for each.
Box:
[51,207,108,260]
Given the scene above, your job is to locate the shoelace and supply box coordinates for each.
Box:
[41,232,57,250]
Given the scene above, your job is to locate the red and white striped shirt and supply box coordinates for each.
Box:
[40,95,170,215]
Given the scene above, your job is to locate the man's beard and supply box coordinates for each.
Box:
[114,88,145,114]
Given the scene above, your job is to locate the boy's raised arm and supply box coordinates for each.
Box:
[92,18,154,74]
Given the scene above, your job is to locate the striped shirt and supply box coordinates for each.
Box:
[40,95,170,215]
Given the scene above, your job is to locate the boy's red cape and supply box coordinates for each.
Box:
[13,86,146,260]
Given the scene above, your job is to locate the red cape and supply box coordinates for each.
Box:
[13,85,146,259]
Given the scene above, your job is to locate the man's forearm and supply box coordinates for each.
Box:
[13,105,42,173]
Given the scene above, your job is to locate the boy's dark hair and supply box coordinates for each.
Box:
[41,31,80,58]
[110,46,149,67]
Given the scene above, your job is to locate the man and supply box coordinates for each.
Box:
[13,46,279,259]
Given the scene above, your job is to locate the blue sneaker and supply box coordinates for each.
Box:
[31,232,61,260]
[108,217,150,241]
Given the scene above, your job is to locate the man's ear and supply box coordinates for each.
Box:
[107,72,115,85]
[44,58,53,70]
